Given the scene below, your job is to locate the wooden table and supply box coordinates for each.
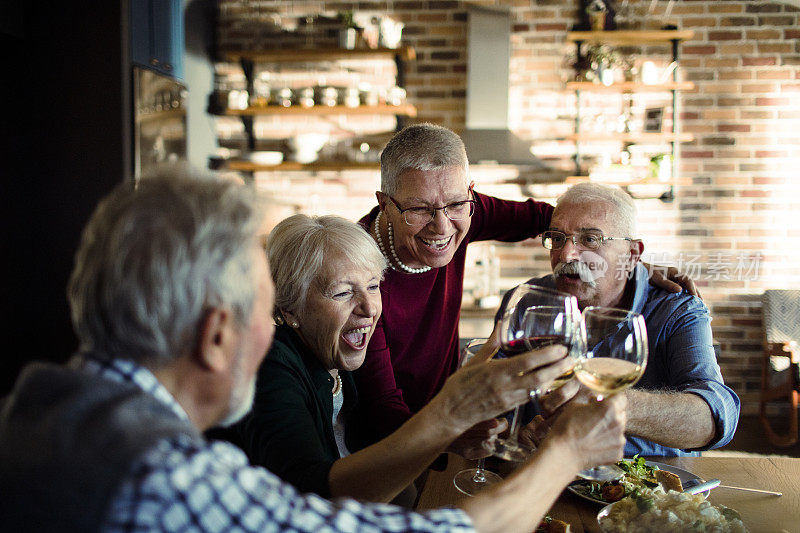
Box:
[416,454,800,532]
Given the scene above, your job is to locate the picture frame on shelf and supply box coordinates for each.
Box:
[643,107,664,133]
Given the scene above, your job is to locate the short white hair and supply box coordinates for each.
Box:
[68,171,263,366]
[380,123,469,196]
[267,214,387,317]
[555,182,637,237]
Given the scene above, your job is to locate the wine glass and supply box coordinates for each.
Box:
[453,338,503,496]
[573,306,648,481]
[484,284,581,462]
[521,305,582,393]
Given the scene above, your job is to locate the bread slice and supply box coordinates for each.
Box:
[655,469,683,492]
[547,519,571,533]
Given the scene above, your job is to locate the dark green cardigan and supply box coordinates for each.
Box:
[231,325,363,497]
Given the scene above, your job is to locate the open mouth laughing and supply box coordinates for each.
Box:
[341,325,372,350]
[418,235,453,252]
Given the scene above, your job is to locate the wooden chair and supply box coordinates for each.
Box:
[759,290,800,447]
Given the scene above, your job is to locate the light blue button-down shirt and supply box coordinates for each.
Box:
[507,263,741,457]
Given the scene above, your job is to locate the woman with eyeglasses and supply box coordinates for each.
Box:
[354,123,696,457]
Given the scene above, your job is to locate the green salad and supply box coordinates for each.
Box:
[572,456,661,503]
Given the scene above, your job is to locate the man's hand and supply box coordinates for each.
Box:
[643,262,701,298]
[447,419,508,459]
[518,380,580,449]
[547,394,627,472]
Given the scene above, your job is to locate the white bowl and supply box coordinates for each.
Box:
[287,133,328,153]
[250,151,283,165]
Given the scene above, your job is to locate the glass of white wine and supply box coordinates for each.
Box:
[574,306,648,481]
[484,284,581,462]
[453,338,503,496]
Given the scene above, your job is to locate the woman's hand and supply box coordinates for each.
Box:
[545,394,627,472]
[643,262,701,298]
[435,344,574,435]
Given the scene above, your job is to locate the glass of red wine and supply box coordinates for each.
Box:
[484,284,581,462]
[574,306,648,481]
[453,338,503,496]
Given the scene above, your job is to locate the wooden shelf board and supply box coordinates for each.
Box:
[565,175,683,186]
[224,159,380,172]
[567,132,695,143]
[566,81,695,92]
[136,108,185,124]
[220,46,416,63]
[220,104,417,117]
[566,30,695,44]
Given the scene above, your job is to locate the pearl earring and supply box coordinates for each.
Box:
[290,321,299,328]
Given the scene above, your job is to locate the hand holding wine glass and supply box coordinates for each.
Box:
[485,284,581,462]
[453,338,503,496]
[573,306,648,481]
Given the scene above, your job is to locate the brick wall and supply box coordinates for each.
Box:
[216,0,800,416]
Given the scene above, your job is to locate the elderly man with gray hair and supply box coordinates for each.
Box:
[500,182,740,457]
[0,172,626,533]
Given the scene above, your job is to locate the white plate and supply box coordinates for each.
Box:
[567,460,707,505]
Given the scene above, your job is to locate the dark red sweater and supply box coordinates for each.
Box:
[355,191,553,441]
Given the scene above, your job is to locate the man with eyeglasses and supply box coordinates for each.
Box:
[501,182,740,457]
[354,124,697,461]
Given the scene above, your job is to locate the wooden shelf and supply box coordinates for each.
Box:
[566,132,694,143]
[136,107,185,124]
[566,81,695,92]
[220,46,416,63]
[566,30,695,45]
[219,104,417,117]
[224,159,380,172]
[565,175,683,186]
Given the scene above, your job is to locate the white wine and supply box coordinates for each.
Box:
[575,357,642,396]
[546,366,576,392]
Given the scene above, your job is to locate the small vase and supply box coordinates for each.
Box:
[338,28,357,49]
[588,10,607,31]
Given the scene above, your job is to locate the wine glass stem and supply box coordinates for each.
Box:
[472,458,487,483]
[506,405,523,444]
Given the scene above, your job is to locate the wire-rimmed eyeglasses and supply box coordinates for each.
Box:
[386,184,476,226]
[542,230,634,251]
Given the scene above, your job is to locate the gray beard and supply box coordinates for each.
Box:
[218,375,256,427]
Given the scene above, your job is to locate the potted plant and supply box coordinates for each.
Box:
[586,44,622,85]
[337,11,359,49]
[649,153,672,181]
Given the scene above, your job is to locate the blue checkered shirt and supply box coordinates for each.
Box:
[86,358,473,532]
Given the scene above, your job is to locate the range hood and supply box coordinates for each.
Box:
[464,7,548,169]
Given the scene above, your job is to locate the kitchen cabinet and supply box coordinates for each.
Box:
[565,30,694,199]
[131,0,184,80]
[212,46,416,173]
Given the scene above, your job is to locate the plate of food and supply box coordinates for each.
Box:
[596,487,748,532]
[567,456,707,505]
[535,515,571,533]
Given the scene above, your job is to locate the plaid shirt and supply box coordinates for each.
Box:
[87,358,473,532]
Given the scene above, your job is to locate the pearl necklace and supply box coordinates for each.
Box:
[373,210,432,274]
[332,372,342,397]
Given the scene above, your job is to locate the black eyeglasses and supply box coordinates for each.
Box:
[386,184,476,226]
[542,230,633,251]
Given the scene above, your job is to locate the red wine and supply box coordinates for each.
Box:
[503,335,566,356]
